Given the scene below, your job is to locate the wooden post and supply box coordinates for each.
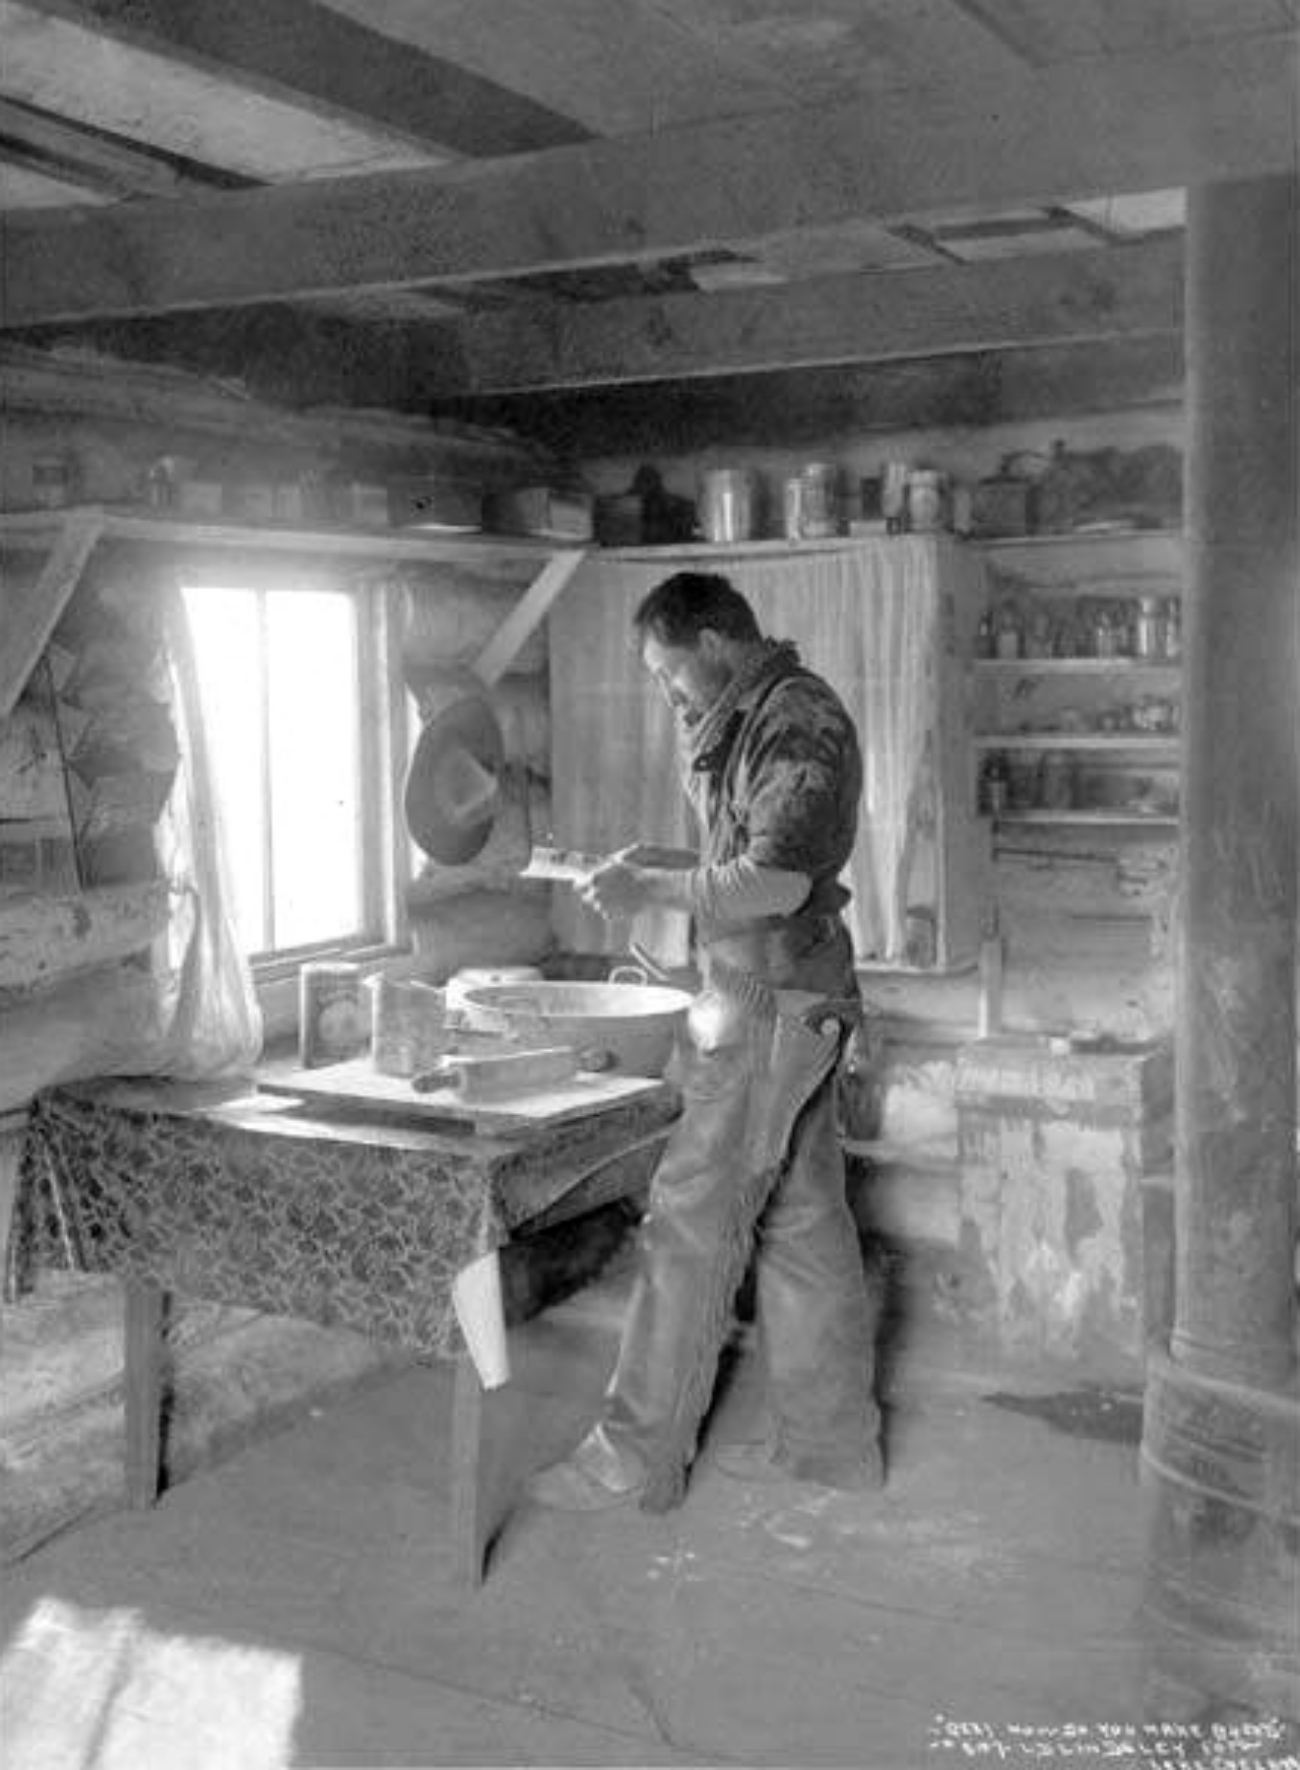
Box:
[1172,172,1298,1390]
[1139,175,1299,1718]
[123,1278,166,1508]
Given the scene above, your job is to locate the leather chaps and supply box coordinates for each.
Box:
[599,986,882,1512]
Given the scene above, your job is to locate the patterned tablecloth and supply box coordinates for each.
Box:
[6,1077,676,1358]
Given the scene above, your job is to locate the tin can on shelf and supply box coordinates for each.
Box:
[698,468,758,543]
[298,961,366,1068]
[784,462,840,539]
[1038,750,1076,811]
[906,470,946,533]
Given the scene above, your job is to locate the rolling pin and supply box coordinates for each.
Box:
[412,1044,579,1101]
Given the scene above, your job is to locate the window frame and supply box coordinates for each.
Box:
[181,569,411,1033]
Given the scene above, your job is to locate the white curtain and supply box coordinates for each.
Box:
[550,539,942,966]
[151,589,263,1074]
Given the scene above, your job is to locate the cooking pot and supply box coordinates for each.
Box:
[459,979,692,1077]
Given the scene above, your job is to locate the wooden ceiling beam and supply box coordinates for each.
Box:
[435,238,1183,394]
[444,336,1185,460]
[0,96,200,199]
[12,0,588,158]
[0,36,1293,328]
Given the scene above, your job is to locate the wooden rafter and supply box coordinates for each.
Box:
[0,36,1293,332]
[0,96,200,199]
[436,238,1184,395]
[13,0,589,158]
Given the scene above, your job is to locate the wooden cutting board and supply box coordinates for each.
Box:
[257,1057,669,1135]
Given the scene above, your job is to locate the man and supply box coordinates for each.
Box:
[529,571,882,1513]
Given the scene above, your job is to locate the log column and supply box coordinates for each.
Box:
[1173,172,1298,1388]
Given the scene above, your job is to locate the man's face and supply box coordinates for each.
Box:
[642,630,733,727]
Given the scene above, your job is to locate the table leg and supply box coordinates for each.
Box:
[450,1250,510,1389]
[123,1277,166,1508]
[451,1352,489,1587]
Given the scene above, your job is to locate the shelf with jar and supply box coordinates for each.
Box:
[968,527,1184,829]
[975,744,1180,824]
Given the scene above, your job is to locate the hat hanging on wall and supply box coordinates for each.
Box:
[401,551,587,867]
[404,669,507,865]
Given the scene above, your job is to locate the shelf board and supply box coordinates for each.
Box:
[992,810,1179,828]
[0,504,584,565]
[598,533,959,563]
[973,733,1180,750]
[972,657,1180,673]
[976,528,1182,585]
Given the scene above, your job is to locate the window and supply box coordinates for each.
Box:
[183,581,398,964]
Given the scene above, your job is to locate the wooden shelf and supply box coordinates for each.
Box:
[0,504,584,565]
[976,529,1182,598]
[973,733,1179,751]
[992,810,1179,829]
[972,657,1180,674]
[1,504,588,721]
[597,532,956,563]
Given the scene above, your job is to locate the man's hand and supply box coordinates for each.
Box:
[579,859,653,921]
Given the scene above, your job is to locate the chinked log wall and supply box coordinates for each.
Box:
[0,351,555,1559]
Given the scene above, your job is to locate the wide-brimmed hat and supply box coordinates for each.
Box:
[404,674,505,865]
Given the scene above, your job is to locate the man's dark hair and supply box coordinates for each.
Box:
[633,572,762,648]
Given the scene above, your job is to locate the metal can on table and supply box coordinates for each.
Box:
[299,961,366,1069]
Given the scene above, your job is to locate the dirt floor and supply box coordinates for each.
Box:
[0,1261,1286,1769]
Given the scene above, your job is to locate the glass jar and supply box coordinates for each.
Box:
[906,470,945,533]
[1134,596,1165,660]
[1039,750,1076,810]
[980,752,1010,815]
[994,601,1023,660]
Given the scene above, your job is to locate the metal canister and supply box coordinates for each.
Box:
[791,462,840,538]
[1134,596,1166,660]
[298,961,366,1069]
[698,468,758,543]
[906,469,946,533]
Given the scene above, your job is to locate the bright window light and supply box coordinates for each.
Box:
[184,584,369,957]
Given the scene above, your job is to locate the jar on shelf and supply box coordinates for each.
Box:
[1134,595,1165,660]
[1025,607,1055,659]
[994,601,1023,659]
[1038,750,1076,811]
[1007,755,1039,811]
[979,752,1010,815]
[1091,606,1119,659]
[1162,599,1182,660]
[975,611,996,658]
[906,469,946,533]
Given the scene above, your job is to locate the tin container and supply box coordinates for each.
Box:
[1134,596,1166,660]
[698,468,758,543]
[298,961,366,1069]
[784,462,840,539]
[368,975,450,1077]
[906,470,946,533]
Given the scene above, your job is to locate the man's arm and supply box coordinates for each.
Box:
[582,854,810,923]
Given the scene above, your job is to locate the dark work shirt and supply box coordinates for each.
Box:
[689,666,862,913]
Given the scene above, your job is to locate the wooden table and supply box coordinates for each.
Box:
[7,1075,675,1583]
